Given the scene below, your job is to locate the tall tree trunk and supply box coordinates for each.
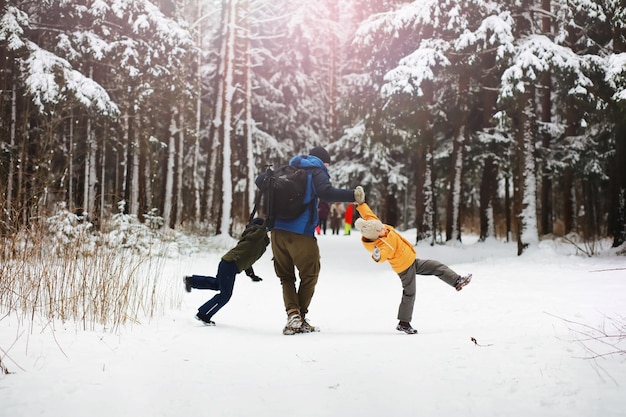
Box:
[140,126,149,220]
[123,106,140,216]
[83,117,90,215]
[414,81,435,244]
[5,85,16,227]
[539,0,553,236]
[176,111,184,227]
[445,74,468,242]
[478,56,499,241]
[328,0,338,141]
[68,113,74,212]
[504,173,512,242]
[414,140,426,241]
[217,0,237,235]
[17,118,26,227]
[611,121,626,247]
[99,132,105,226]
[163,109,177,229]
[226,0,251,227]
[243,1,255,221]
[562,101,577,235]
[583,179,600,241]
[479,157,497,241]
[122,111,130,214]
[446,125,465,242]
[384,192,398,227]
[427,148,438,245]
[115,143,121,206]
[610,6,626,247]
[82,69,98,222]
[83,116,97,220]
[192,0,203,225]
[513,92,539,255]
[131,127,140,217]
[203,1,229,229]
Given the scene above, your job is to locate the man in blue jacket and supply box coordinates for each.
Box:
[257,147,365,335]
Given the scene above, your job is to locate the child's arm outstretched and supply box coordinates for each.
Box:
[354,203,389,262]
[354,203,415,271]
[355,202,380,222]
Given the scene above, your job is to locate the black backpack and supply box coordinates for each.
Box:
[251,165,313,228]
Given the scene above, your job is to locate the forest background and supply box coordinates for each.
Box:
[2,0,626,256]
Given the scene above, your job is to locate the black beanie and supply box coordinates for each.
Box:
[309,147,331,164]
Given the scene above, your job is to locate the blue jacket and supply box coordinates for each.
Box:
[256,155,355,236]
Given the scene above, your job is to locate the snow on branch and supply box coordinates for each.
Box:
[354,0,438,47]
[562,0,607,22]
[454,13,515,60]
[500,35,594,99]
[21,41,119,116]
[89,0,111,17]
[109,0,191,47]
[0,6,29,50]
[381,41,450,97]
[606,53,626,102]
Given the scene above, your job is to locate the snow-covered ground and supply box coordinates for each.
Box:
[1,231,625,416]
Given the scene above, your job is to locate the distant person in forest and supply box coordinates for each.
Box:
[353,198,472,334]
[330,202,344,235]
[317,200,330,235]
[183,218,269,326]
[351,203,360,228]
[344,202,354,235]
[256,146,364,335]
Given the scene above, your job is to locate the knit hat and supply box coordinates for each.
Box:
[355,218,384,240]
[309,147,331,164]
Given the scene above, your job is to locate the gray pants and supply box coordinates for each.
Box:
[396,259,461,322]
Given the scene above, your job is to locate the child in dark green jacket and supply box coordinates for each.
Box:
[183,218,270,325]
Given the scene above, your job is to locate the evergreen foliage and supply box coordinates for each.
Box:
[1,0,625,253]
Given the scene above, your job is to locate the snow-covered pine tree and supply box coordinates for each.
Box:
[0,2,119,227]
[353,0,515,239]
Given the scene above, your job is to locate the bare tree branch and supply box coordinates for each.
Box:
[547,312,626,360]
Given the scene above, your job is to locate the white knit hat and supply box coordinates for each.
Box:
[355,218,384,240]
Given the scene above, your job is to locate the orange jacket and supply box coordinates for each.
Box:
[355,203,415,274]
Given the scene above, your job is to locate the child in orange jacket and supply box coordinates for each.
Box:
[354,202,472,334]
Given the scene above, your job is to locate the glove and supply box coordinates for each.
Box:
[372,245,381,262]
[245,268,263,282]
[354,186,365,204]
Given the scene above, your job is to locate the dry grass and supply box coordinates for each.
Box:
[0,225,175,334]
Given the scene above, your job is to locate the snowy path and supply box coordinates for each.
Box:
[2,232,625,416]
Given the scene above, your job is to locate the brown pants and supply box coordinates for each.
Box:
[271,229,321,317]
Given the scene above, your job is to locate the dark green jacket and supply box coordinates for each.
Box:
[221,222,270,273]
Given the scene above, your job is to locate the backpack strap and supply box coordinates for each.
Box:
[249,165,275,227]
[304,171,317,225]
